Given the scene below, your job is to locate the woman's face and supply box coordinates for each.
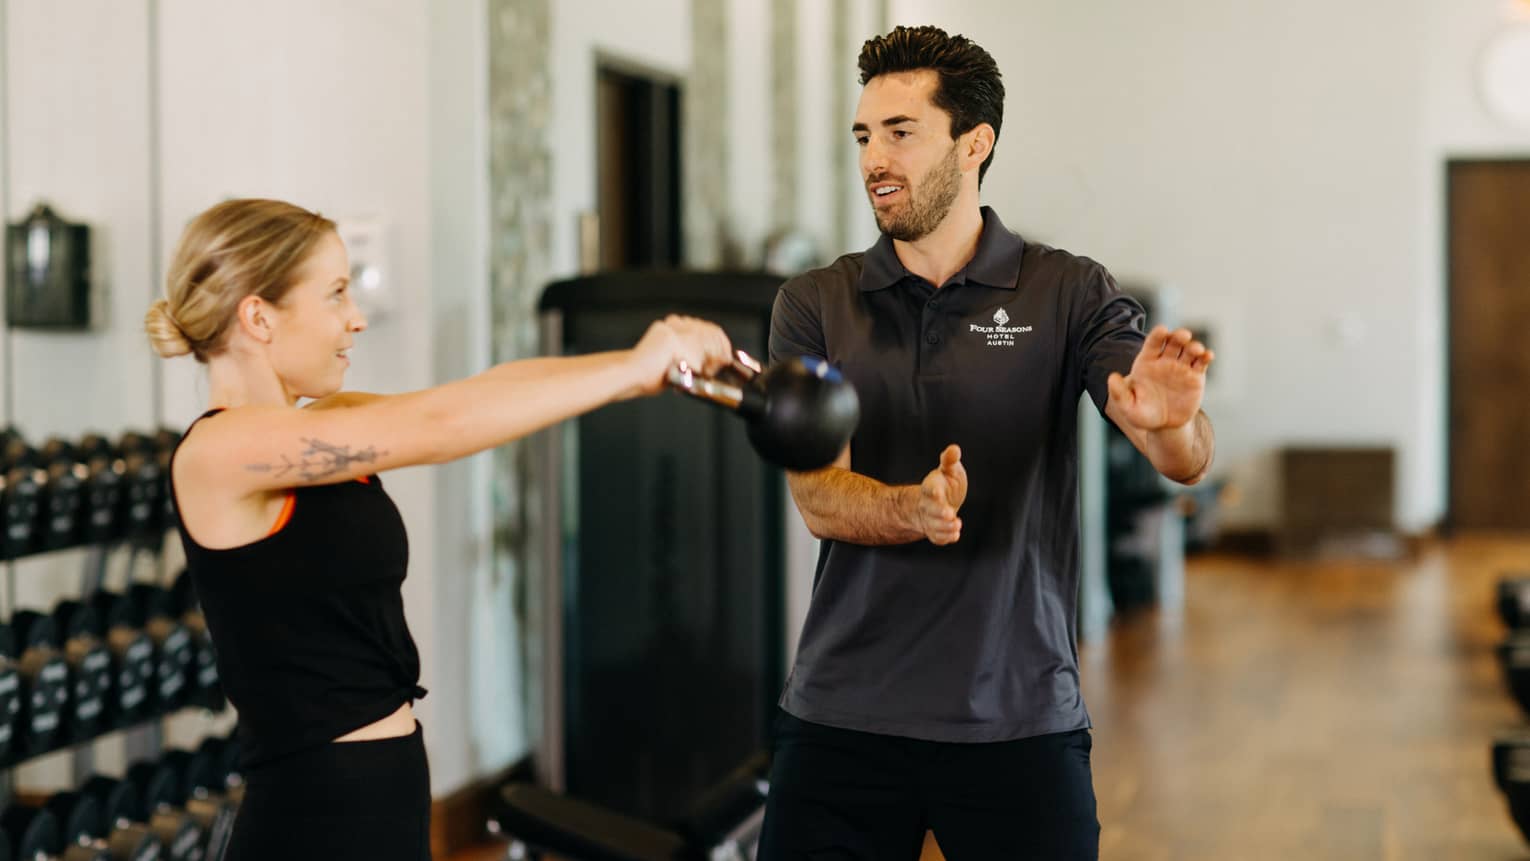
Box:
[267,231,367,401]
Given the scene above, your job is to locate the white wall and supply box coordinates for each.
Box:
[427,0,511,795]
[547,0,691,279]
[794,0,836,245]
[882,0,1527,532]
[727,0,772,262]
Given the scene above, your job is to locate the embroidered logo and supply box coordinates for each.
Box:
[969,307,1032,347]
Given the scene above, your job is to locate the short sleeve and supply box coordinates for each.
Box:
[1073,264,1146,416]
[768,274,827,364]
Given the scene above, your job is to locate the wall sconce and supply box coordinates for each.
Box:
[5,203,92,330]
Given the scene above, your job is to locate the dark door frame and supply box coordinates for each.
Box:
[1444,156,1530,532]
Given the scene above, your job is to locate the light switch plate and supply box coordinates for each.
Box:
[335,218,392,322]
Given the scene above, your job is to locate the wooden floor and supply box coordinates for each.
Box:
[454,534,1530,860]
[1070,533,1530,861]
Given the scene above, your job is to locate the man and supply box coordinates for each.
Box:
[760,25,1215,861]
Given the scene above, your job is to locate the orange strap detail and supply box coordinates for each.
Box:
[267,493,296,536]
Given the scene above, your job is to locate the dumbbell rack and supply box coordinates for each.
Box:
[0,427,236,860]
[0,448,227,780]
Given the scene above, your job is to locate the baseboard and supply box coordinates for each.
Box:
[430,756,535,858]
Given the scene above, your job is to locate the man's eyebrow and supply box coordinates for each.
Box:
[851,115,919,133]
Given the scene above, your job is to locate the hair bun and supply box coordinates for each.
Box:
[144,299,193,358]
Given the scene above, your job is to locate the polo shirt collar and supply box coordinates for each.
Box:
[857,206,1025,292]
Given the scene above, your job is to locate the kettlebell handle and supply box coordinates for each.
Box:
[665,350,767,414]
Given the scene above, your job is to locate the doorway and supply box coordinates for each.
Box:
[1448,159,1530,530]
[595,63,682,269]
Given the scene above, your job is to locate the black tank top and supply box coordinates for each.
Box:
[171,409,426,769]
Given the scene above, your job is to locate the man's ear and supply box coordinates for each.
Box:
[236,294,275,345]
[962,123,996,174]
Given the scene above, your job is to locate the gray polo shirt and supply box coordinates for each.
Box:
[769,207,1146,743]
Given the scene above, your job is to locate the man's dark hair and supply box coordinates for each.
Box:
[858,26,1004,184]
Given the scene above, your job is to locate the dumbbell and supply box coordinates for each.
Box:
[0,801,109,860]
[186,734,244,853]
[0,426,27,456]
[1497,734,1530,848]
[53,604,114,735]
[0,462,41,560]
[0,627,21,763]
[74,435,114,464]
[1,439,35,478]
[41,433,135,548]
[71,437,123,546]
[77,595,154,726]
[113,436,164,540]
[0,431,39,559]
[78,779,166,861]
[127,586,193,713]
[4,444,76,551]
[123,763,207,861]
[32,439,87,551]
[47,791,158,861]
[1495,730,1530,793]
[160,749,236,861]
[1502,634,1530,719]
[1502,576,1530,630]
[168,573,221,713]
[152,431,181,531]
[42,792,116,861]
[4,615,69,756]
[13,605,111,744]
[0,804,64,860]
[666,351,860,471]
[195,736,243,808]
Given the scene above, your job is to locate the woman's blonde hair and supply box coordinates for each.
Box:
[145,199,337,361]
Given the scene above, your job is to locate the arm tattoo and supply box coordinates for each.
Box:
[244,438,388,482]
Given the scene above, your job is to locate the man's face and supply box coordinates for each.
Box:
[854,69,963,242]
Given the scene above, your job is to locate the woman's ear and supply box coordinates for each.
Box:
[236,294,275,345]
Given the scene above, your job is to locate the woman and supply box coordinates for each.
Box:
[144,198,733,859]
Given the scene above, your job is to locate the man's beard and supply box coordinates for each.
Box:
[872,143,962,242]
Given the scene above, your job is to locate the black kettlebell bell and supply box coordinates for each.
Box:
[668,351,859,471]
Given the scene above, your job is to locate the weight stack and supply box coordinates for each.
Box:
[534,271,786,825]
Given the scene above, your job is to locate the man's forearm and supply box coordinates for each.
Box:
[788,468,926,545]
[1143,410,1214,485]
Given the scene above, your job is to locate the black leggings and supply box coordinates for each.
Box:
[227,722,431,861]
[759,710,1099,861]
